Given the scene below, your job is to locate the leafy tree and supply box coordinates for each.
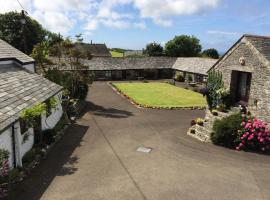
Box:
[31,41,52,74]
[47,36,94,99]
[202,48,219,59]
[143,42,163,56]
[165,35,202,57]
[46,32,63,47]
[0,11,48,54]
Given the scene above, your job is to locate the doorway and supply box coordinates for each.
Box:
[231,71,252,103]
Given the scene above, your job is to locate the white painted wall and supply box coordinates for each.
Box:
[0,60,14,65]
[21,63,35,73]
[10,122,34,167]
[18,128,34,163]
[0,92,62,168]
[0,61,35,73]
[0,128,14,167]
[41,92,63,130]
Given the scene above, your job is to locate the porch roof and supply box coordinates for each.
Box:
[172,57,217,75]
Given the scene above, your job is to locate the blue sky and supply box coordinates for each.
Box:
[1,0,270,53]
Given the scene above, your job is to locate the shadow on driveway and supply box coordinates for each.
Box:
[80,101,133,119]
[7,124,89,200]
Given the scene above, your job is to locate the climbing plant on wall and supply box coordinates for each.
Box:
[206,70,225,109]
[20,103,47,128]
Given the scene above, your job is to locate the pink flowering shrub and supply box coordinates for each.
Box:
[236,115,270,153]
[0,149,9,198]
[0,159,9,198]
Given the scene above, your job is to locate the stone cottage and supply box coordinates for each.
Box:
[210,34,270,122]
[0,39,63,168]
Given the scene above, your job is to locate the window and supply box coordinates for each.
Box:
[20,119,28,134]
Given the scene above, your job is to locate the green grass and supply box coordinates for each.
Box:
[110,50,124,57]
[112,82,207,108]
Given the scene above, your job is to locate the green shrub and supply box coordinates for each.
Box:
[211,109,218,116]
[211,113,242,148]
[196,118,204,126]
[216,103,226,112]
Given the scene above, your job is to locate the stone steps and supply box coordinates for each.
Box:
[187,108,234,142]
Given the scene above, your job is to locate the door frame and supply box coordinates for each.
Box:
[231,70,252,104]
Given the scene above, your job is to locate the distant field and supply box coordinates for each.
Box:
[110,50,124,57]
[112,82,206,108]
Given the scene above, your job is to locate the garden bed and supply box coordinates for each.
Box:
[110,82,206,110]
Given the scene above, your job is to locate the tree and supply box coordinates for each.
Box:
[31,41,52,74]
[0,11,47,54]
[143,42,163,56]
[165,35,202,57]
[202,48,219,59]
[48,36,94,99]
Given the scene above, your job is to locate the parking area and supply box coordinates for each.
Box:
[8,82,270,200]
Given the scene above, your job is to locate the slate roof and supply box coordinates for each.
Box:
[0,39,34,64]
[76,43,111,57]
[245,35,270,62]
[54,57,177,71]
[0,64,62,132]
[172,57,217,75]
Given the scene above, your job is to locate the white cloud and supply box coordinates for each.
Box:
[101,19,131,29]
[0,0,95,35]
[154,18,172,27]
[0,0,220,34]
[0,0,32,13]
[133,0,220,26]
[207,30,241,36]
[85,19,99,31]
[32,11,75,34]
[133,22,146,29]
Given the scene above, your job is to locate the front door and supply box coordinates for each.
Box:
[234,71,252,103]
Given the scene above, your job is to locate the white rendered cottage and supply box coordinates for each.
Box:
[0,39,63,168]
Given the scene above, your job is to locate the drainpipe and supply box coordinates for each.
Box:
[11,123,17,168]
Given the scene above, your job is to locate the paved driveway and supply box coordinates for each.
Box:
[9,82,270,200]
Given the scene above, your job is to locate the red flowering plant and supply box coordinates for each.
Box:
[236,114,270,153]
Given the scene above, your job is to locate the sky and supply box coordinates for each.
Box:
[1,0,270,53]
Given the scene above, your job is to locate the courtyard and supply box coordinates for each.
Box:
[112,82,206,108]
[7,82,270,200]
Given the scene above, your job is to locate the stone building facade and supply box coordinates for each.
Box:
[54,57,216,81]
[211,34,270,122]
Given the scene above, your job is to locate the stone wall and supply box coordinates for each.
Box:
[214,39,270,123]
